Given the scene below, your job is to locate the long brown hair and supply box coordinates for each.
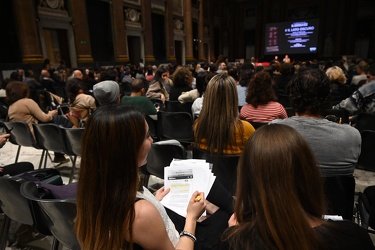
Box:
[194,72,244,154]
[75,105,146,250]
[226,124,326,250]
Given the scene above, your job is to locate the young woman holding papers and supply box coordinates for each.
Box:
[75,105,233,250]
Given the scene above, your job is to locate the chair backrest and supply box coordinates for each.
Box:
[278,94,291,108]
[323,175,355,220]
[357,191,371,229]
[62,127,84,156]
[192,147,239,195]
[0,169,63,238]
[165,100,193,114]
[146,142,187,179]
[247,120,267,129]
[149,98,165,111]
[323,108,350,124]
[20,181,80,250]
[285,107,295,117]
[0,176,34,226]
[362,186,375,229]
[357,130,375,171]
[32,123,67,154]
[145,115,158,140]
[3,121,40,148]
[157,111,194,143]
[356,112,375,132]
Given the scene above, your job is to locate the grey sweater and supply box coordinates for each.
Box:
[270,116,361,177]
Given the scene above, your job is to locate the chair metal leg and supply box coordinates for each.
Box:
[44,151,49,169]
[51,236,59,250]
[14,145,21,163]
[0,215,11,250]
[69,156,77,183]
[44,151,55,169]
[38,150,46,169]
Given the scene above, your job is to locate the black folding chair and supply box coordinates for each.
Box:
[32,123,68,170]
[247,120,267,129]
[0,169,62,250]
[157,111,194,145]
[323,175,355,221]
[61,127,84,183]
[192,147,240,196]
[357,130,375,172]
[323,108,350,124]
[355,112,375,132]
[143,142,187,191]
[3,121,48,168]
[20,181,79,250]
[165,100,193,114]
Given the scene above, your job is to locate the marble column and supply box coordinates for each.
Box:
[141,0,155,63]
[208,0,215,62]
[13,0,44,63]
[165,0,176,61]
[111,0,129,63]
[68,0,94,63]
[184,0,194,62]
[198,0,205,61]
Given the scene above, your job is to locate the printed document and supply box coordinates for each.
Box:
[161,159,215,217]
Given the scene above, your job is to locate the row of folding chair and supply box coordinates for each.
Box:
[149,99,193,115]
[2,121,83,183]
[0,169,78,250]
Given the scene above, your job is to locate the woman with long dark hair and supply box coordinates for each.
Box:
[146,66,170,103]
[223,124,374,250]
[75,105,206,250]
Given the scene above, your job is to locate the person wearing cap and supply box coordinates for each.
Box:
[66,78,96,127]
[93,80,121,106]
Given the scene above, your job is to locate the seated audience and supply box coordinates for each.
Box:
[237,69,252,107]
[271,69,361,176]
[6,81,57,132]
[146,66,170,103]
[194,72,255,155]
[66,78,96,127]
[326,66,351,105]
[240,71,287,123]
[121,78,157,116]
[273,62,294,97]
[176,67,200,104]
[75,105,233,249]
[93,80,120,106]
[0,133,34,176]
[6,81,70,163]
[334,63,375,115]
[170,67,193,101]
[221,124,374,250]
[351,60,369,86]
[191,72,215,118]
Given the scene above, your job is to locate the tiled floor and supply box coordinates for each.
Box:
[1,141,375,249]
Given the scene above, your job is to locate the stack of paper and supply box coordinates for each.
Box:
[161,159,216,217]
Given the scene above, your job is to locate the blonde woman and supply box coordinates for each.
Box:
[194,72,255,155]
[326,66,350,105]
